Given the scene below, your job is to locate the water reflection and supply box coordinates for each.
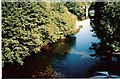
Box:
[89,23,120,78]
[4,19,113,78]
[51,19,100,77]
[2,36,76,78]
[52,37,76,58]
[2,46,58,78]
[89,2,120,77]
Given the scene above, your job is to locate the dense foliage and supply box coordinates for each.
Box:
[90,2,120,55]
[2,2,77,66]
[64,2,86,20]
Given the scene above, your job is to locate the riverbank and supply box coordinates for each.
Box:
[2,2,78,67]
[75,19,90,30]
[3,19,99,78]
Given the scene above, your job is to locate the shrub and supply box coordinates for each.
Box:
[2,2,77,66]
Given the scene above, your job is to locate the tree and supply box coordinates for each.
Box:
[2,2,77,66]
[90,2,120,56]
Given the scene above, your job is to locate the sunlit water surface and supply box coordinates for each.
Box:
[51,19,100,77]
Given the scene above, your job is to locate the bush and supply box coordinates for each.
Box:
[2,2,77,66]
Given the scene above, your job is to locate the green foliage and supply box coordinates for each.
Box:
[102,2,120,51]
[2,2,77,66]
[90,2,120,55]
[64,2,87,20]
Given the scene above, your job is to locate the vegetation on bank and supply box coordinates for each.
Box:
[64,2,86,20]
[90,2,120,55]
[2,2,87,67]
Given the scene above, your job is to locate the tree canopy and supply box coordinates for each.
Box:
[90,2,120,55]
[2,2,88,67]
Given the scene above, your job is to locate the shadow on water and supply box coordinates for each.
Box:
[88,24,120,77]
[89,2,120,78]
[3,18,120,78]
[2,36,77,78]
[51,19,100,78]
[3,19,99,78]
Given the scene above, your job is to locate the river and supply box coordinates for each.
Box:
[3,19,120,78]
[51,19,99,77]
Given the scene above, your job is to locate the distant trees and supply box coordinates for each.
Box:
[2,2,88,66]
[64,2,88,20]
[90,2,120,55]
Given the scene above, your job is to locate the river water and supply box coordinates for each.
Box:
[51,19,100,77]
[3,19,120,78]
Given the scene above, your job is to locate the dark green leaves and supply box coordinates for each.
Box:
[2,2,77,67]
